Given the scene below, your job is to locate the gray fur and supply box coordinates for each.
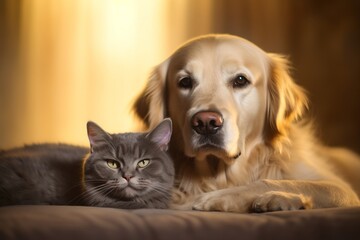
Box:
[0,119,174,209]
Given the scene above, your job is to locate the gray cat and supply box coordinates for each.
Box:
[0,118,174,209]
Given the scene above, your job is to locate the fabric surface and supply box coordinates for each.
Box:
[0,206,359,240]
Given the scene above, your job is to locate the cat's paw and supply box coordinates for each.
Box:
[251,191,313,213]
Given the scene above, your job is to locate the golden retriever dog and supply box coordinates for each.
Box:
[133,34,360,212]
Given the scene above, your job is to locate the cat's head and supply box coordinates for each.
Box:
[83,118,174,206]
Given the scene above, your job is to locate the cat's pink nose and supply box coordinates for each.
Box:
[123,174,133,181]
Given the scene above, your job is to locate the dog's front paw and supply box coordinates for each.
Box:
[252,191,313,213]
[192,192,226,211]
[192,190,249,212]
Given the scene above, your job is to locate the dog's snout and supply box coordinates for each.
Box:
[191,111,223,135]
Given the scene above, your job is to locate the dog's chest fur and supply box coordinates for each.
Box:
[173,144,284,196]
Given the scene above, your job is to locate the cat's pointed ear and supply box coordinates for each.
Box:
[86,121,112,152]
[146,118,172,151]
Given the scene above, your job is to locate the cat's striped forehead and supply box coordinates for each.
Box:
[114,133,144,158]
[110,132,160,162]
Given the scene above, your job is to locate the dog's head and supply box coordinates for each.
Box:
[134,34,307,162]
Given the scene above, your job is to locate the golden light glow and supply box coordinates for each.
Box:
[0,0,213,148]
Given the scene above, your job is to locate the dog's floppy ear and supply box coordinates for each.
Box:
[264,54,308,147]
[133,59,170,129]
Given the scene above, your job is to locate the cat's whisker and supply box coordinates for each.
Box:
[86,181,122,203]
[151,184,172,195]
[88,184,122,207]
[70,182,112,205]
[66,179,109,204]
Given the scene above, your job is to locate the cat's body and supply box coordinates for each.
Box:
[0,144,88,206]
[0,119,174,209]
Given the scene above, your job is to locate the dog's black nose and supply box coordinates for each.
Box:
[191,111,223,135]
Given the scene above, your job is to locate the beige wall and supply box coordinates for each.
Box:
[0,0,213,148]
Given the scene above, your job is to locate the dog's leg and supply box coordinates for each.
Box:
[192,179,360,212]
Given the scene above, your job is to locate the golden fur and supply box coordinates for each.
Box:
[133,34,360,212]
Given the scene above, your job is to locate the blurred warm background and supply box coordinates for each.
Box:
[0,0,359,153]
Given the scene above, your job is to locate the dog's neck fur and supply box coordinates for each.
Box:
[169,123,323,208]
[169,136,283,196]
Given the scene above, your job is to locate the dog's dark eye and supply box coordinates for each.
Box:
[178,76,193,89]
[232,75,250,89]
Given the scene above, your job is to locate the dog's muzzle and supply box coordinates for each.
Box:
[191,111,223,135]
[190,111,225,151]
[189,111,241,161]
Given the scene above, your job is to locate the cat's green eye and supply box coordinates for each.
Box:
[137,159,150,168]
[106,160,120,169]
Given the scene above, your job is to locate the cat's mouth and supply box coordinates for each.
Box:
[119,185,146,199]
[116,180,145,198]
